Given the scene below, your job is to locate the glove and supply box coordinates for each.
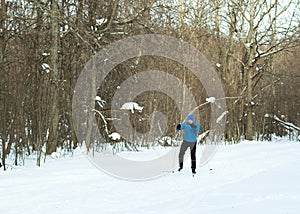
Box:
[190,123,196,129]
[176,124,181,130]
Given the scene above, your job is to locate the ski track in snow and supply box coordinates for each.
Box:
[1,140,300,214]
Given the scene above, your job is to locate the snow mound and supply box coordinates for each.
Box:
[158,136,173,146]
[51,152,61,159]
[50,148,68,159]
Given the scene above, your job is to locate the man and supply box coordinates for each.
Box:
[176,114,201,174]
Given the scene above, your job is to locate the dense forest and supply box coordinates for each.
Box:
[0,0,299,169]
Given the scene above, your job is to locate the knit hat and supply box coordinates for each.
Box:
[187,114,194,121]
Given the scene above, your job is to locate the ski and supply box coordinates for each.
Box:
[162,170,175,173]
[163,169,196,177]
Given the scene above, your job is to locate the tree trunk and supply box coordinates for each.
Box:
[246,67,254,140]
[245,0,255,140]
[85,64,97,153]
[0,0,6,170]
[47,0,59,155]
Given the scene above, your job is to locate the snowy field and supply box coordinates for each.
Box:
[1,139,300,214]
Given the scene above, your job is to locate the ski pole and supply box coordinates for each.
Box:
[200,145,213,171]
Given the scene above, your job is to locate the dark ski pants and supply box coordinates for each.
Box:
[179,141,196,169]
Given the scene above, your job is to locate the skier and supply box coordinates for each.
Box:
[176,114,201,174]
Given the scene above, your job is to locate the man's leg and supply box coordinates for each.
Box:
[190,142,197,171]
[178,141,188,169]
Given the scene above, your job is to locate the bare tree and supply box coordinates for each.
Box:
[47,0,59,155]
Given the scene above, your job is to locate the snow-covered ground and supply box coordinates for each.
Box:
[1,139,300,214]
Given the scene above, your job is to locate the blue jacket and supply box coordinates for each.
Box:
[176,122,201,143]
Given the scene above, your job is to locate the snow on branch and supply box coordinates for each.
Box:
[268,114,300,131]
[206,97,216,103]
[216,111,229,124]
[121,102,143,114]
[273,115,300,131]
[92,109,108,134]
[109,132,121,141]
[95,96,106,108]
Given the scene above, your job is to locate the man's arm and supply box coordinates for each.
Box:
[196,123,201,132]
[190,123,201,132]
[176,122,188,130]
